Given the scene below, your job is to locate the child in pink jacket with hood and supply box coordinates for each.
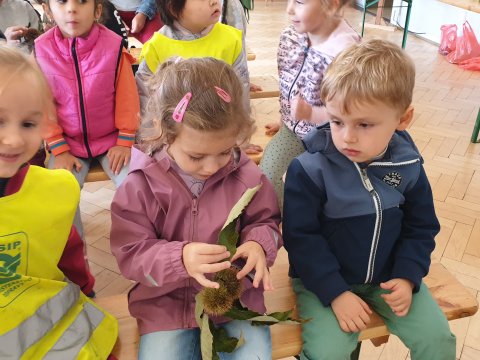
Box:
[110,57,282,360]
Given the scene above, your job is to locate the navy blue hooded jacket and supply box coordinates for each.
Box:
[283,124,440,306]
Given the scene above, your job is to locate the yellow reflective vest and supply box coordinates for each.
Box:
[0,166,118,359]
[140,22,243,73]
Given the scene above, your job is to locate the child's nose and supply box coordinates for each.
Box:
[343,128,357,143]
[5,128,26,147]
[286,0,295,14]
[66,1,77,12]
[203,159,222,176]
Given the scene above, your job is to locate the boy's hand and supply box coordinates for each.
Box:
[53,151,82,172]
[331,291,372,333]
[249,83,262,92]
[380,278,414,317]
[240,143,263,155]
[131,12,147,34]
[231,241,273,291]
[182,243,231,288]
[107,145,131,175]
[264,121,281,136]
[290,95,312,121]
[4,26,27,44]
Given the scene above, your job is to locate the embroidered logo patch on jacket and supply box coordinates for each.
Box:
[382,172,402,188]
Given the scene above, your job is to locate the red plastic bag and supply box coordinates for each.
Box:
[439,24,457,55]
[459,56,480,71]
[447,21,480,64]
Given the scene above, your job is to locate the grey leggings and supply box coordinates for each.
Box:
[259,124,304,211]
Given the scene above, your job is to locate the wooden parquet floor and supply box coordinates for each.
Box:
[82,2,480,359]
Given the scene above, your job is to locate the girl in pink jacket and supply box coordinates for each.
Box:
[110,57,282,360]
[35,0,140,241]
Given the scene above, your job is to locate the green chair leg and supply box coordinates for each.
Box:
[360,0,412,49]
[471,108,480,143]
[401,0,412,49]
[361,0,381,37]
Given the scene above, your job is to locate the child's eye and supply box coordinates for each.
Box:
[330,120,342,127]
[359,123,372,128]
[220,149,232,156]
[189,155,203,162]
[22,121,38,129]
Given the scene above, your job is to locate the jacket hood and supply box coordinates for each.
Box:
[302,123,421,164]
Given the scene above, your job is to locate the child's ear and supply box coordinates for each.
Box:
[95,4,103,22]
[396,105,414,131]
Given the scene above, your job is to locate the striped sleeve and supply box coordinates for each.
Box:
[44,122,71,156]
[115,49,140,148]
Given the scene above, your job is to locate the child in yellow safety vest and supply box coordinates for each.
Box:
[0,46,118,360]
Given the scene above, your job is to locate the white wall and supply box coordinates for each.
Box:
[391,0,480,44]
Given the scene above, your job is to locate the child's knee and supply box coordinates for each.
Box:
[417,325,456,352]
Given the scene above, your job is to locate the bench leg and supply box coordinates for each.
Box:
[471,108,480,143]
[350,342,362,360]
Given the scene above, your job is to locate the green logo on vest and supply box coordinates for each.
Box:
[0,252,21,284]
[0,232,38,308]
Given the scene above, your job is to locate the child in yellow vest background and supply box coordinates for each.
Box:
[135,0,261,154]
[0,45,118,359]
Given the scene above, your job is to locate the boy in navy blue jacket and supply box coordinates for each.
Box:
[283,39,456,360]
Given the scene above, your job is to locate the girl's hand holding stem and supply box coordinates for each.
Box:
[183,243,231,288]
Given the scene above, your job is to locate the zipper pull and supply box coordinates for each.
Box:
[361,169,374,192]
[192,198,198,216]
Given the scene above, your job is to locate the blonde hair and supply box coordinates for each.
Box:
[0,46,55,128]
[320,39,415,114]
[318,0,352,16]
[140,57,254,154]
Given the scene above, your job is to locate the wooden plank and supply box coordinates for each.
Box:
[249,75,279,99]
[95,249,479,359]
[439,0,480,13]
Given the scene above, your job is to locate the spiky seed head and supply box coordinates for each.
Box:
[201,286,234,316]
[214,267,242,300]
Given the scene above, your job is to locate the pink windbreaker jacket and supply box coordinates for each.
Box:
[110,147,282,335]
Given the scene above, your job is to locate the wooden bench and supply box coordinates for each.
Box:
[250,75,280,99]
[95,248,479,359]
[129,47,278,99]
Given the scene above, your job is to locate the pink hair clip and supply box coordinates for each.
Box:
[214,86,231,103]
[172,92,192,123]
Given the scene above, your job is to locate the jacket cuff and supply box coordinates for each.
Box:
[170,241,189,279]
[313,271,351,306]
[47,135,70,156]
[136,6,154,20]
[391,258,425,293]
[116,131,136,147]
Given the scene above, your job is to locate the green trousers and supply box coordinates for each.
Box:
[292,279,456,360]
[259,124,304,211]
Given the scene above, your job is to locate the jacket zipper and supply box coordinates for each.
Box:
[169,171,199,328]
[354,163,382,284]
[184,197,198,328]
[289,46,309,135]
[354,158,421,283]
[71,39,92,158]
